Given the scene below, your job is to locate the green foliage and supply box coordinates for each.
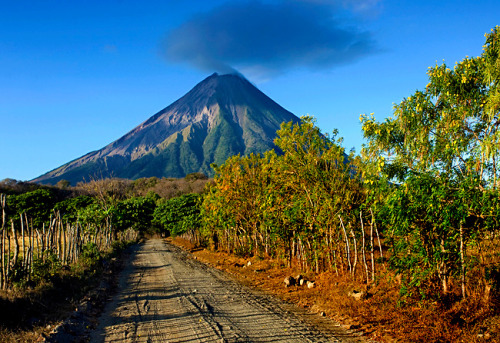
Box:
[361,26,500,298]
[80,242,101,268]
[113,196,157,233]
[361,26,500,186]
[31,251,62,284]
[77,202,111,231]
[8,258,29,287]
[153,193,201,236]
[386,174,473,297]
[6,189,57,226]
[201,116,367,271]
[54,195,94,222]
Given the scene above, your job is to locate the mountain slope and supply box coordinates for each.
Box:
[33,73,300,185]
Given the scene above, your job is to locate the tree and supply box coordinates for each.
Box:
[113,196,157,233]
[201,116,368,274]
[54,195,94,222]
[7,189,57,227]
[153,194,201,236]
[274,116,364,271]
[361,26,500,298]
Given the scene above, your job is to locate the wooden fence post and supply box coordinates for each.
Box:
[370,208,375,282]
[11,219,19,271]
[360,210,370,284]
[21,214,25,271]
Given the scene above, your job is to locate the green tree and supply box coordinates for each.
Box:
[274,116,366,272]
[54,195,94,223]
[154,193,201,236]
[202,116,368,274]
[361,26,500,298]
[113,196,157,233]
[7,189,57,227]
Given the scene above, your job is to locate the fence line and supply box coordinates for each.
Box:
[0,194,137,290]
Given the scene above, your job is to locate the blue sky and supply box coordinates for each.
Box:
[1,0,499,181]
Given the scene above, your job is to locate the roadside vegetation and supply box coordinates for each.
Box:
[179,26,500,342]
[0,173,209,341]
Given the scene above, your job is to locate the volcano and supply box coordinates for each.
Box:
[33,73,300,185]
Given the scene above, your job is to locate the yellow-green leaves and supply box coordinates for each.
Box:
[363,27,500,187]
[202,117,367,272]
[361,26,500,299]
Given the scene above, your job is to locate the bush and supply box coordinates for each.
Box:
[80,242,101,268]
[31,251,61,284]
[153,193,201,236]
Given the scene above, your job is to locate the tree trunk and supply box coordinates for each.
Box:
[440,238,448,294]
[350,223,358,279]
[370,208,375,282]
[460,223,466,299]
[7,227,11,286]
[1,194,5,289]
[372,210,383,262]
[360,211,369,284]
[63,218,68,259]
[339,215,352,276]
[42,222,46,262]
[21,214,25,270]
[1,221,5,289]
[74,224,80,262]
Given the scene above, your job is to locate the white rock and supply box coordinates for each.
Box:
[348,290,365,300]
[284,276,296,287]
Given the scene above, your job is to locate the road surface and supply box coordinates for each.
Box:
[90,239,364,343]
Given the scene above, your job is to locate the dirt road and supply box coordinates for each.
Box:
[90,239,364,342]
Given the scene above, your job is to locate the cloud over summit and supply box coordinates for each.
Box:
[163,0,378,78]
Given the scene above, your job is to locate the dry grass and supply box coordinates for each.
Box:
[170,237,500,343]
[75,176,209,200]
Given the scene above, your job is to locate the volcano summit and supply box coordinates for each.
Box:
[33,73,300,185]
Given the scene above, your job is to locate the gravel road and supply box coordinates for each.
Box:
[90,239,364,343]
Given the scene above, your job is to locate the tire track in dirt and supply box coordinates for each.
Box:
[90,239,364,342]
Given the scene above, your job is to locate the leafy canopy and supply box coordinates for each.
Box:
[361,26,500,297]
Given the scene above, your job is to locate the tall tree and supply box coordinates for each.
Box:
[361,26,500,298]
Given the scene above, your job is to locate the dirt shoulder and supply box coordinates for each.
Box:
[170,237,500,343]
[90,238,365,342]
